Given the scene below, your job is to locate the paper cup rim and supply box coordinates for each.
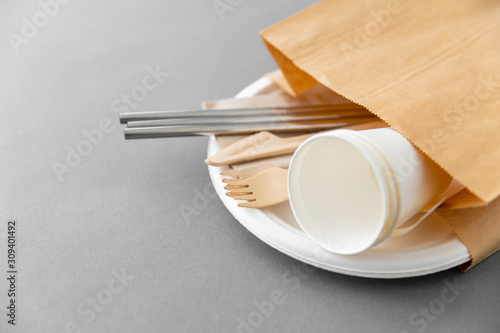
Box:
[288,129,395,255]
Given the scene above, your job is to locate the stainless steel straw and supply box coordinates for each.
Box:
[120,104,376,138]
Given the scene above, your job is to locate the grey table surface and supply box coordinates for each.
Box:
[0,1,499,332]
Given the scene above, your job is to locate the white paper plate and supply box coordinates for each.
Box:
[207,77,470,278]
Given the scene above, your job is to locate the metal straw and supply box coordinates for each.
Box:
[120,105,376,139]
[119,104,367,123]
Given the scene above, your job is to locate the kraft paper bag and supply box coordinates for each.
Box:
[259,0,500,269]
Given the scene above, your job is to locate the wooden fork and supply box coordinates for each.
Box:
[223,167,288,208]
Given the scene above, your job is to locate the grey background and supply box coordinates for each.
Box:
[0,0,498,332]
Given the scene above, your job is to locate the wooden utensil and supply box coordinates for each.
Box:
[223,167,288,208]
[206,120,387,166]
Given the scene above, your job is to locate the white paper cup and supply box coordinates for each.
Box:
[288,128,452,255]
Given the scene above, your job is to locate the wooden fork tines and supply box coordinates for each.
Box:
[222,167,289,208]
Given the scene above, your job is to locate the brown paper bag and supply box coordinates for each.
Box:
[259,0,500,269]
